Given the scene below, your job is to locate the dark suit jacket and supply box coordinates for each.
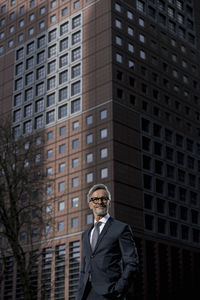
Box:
[76,217,139,300]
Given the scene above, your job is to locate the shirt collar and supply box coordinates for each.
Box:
[94,213,110,225]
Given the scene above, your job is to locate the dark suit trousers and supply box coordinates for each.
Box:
[83,281,125,300]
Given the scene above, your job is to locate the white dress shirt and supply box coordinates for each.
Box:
[90,213,110,245]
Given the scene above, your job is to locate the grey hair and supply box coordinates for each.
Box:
[87,183,111,202]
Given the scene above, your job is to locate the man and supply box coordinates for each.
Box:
[76,183,139,300]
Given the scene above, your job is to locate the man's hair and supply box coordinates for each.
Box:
[87,183,111,201]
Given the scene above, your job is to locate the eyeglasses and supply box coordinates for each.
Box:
[89,197,109,204]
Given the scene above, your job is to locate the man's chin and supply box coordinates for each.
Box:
[94,208,107,216]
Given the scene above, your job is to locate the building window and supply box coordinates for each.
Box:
[71,217,78,228]
[58,104,68,119]
[86,214,93,224]
[72,197,79,207]
[59,144,66,154]
[86,153,93,163]
[46,110,55,124]
[140,50,146,59]
[86,173,93,183]
[128,26,134,36]
[115,3,121,12]
[51,0,56,8]
[47,131,53,141]
[59,70,68,84]
[58,201,65,211]
[47,93,55,107]
[46,167,53,176]
[40,6,45,15]
[48,45,56,58]
[59,162,65,172]
[26,57,34,70]
[72,47,81,62]
[58,221,64,232]
[101,148,108,158]
[73,1,80,9]
[86,134,93,144]
[62,7,68,16]
[116,53,122,63]
[59,126,66,136]
[72,31,81,45]
[115,19,122,29]
[72,120,79,130]
[50,14,56,23]
[36,82,45,96]
[59,54,68,67]
[60,22,69,36]
[127,10,134,19]
[59,87,68,101]
[47,149,53,158]
[72,139,79,149]
[58,182,65,193]
[86,115,93,125]
[101,168,108,178]
[60,38,68,52]
[48,60,56,74]
[71,98,80,113]
[48,29,57,42]
[72,177,79,187]
[72,15,81,29]
[71,64,81,79]
[100,128,108,139]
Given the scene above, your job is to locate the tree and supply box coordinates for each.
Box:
[0,120,53,300]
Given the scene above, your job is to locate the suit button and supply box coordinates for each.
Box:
[90,255,94,258]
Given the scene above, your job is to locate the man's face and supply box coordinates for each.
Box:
[89,189,110,217]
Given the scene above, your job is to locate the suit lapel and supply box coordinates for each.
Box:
[93,217,113,252]
[86,226,93,253]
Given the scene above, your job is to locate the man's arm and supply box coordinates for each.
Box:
[114,225,139,295]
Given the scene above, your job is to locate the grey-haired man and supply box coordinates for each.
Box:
[76,184,139,300]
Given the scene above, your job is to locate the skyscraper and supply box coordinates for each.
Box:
[0,0,199,299]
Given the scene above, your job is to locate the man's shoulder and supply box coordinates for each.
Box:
[110,217,130,229]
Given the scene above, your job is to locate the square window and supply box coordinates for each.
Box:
[72,15,81,29]
[101,148,108,158]
[86,214,93,224]
[46,110,55,124]
[72,139,79,149]
[59,126,66,136]
[71,217,78,228]
[71,98,81,113]
[59,70,68,84]
[58,201,65,211]
[46,167,53,176]
[62,7,68,16]
[72,120,79,130]
[72,177,79,187]
[59,162,65,172]
[47,93,55,107]
[100,128,108,139]
[86,153,93,163]
[100,109,107,120]
[72,158,79,168]
[58,221,64,231]
[48,60,56,74]
[47,149,53,158]
[47,131,53,140]
[60,22,68,35]
[72,31,81,45]
[101,168,108,178]
[86,172,93,183]
[86,134,93,144]
[50,14,56,23]
[59,144,66,154]
[59,87,68,101]
[72,197,79,207]
[74,1,80,9]
[58,182,65,192]
[71,64,81,78]
[60,37,68,51]
[86,115,93,125]
[72,47,81,62]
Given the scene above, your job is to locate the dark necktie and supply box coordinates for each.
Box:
[91,222,102,252]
